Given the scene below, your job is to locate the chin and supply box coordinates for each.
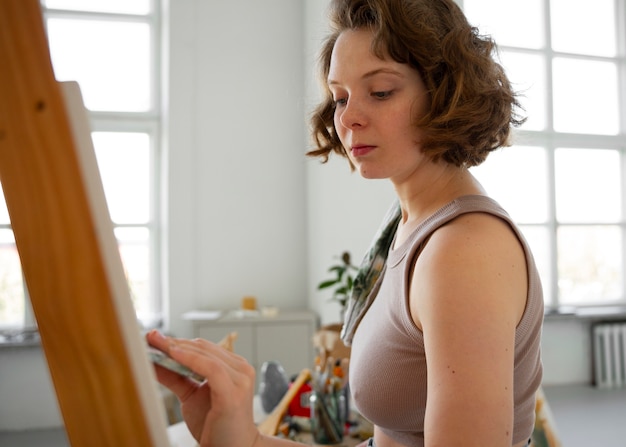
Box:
[358,166,387,180]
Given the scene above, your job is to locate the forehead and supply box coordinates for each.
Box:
[328,29,406,84]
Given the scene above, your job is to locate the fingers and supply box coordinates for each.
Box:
[146,331,260,447]
[146,331,199,400]
[146,329,170,353]
[146,330,206,400]
[169,338,256,393]
[146,330,255,399]
[146,330,238,367]
[153,362,198,397]
[171,337,249,375]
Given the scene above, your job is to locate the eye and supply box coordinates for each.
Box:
[333,97,348,107]
[372,90,393,100]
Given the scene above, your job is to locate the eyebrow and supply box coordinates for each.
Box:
[327,68,404,86]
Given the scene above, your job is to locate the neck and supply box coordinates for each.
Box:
[392,162,483,228]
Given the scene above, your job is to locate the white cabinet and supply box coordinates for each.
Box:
[189,310,318,386]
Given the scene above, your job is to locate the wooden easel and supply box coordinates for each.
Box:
[0,1,170,445]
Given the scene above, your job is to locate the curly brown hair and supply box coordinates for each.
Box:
[307,0,525,168]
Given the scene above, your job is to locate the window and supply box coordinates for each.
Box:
[463,0,626,310]
[0,0,162,329]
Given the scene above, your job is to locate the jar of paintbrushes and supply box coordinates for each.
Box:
[310,355,349,444]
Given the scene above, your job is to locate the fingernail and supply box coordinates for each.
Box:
[151,330,167,341]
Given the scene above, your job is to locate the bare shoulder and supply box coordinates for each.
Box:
[422,211,525,273]
[417,210,527,271]
[410,211,528,330]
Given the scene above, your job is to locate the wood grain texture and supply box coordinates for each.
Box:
[0,1,169,445]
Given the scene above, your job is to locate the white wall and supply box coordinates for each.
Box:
[541,317,594,384]
[165,0,310,339]
[0,0,605,432]
[0,347,62,430]
[164,0,395,335]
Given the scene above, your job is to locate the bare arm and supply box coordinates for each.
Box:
[410,213,528,447]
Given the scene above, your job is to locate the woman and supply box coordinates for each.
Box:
[147,1,543,446]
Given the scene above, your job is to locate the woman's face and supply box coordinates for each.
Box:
[328,29,430,181]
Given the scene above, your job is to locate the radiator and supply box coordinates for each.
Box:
[593,322,626,388]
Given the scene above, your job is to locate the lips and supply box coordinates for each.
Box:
[351,145,375,157]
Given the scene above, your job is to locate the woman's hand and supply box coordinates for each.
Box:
[146,330,260,447]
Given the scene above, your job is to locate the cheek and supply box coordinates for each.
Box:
[333,115,348,145]
[410,94,430,123]
[386,113,425,153]
[333,113,341,133]
[392,101,424,137]
[385,111,414,138]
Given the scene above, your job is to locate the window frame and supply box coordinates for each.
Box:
[461,0,626,312]
[0,0,164,330]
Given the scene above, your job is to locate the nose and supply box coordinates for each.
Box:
[338,98,367,129]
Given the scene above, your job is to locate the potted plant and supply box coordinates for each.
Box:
[317,251,358,314]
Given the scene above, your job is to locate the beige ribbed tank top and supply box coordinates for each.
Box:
[350,195,543,446]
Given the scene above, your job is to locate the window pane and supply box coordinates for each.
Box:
[500,51,547,131]
[551,0,617,57]
[463,0,544,49]
[519,225,553,307]
[47,18,151,112]
[0,183,10,224]
[470,146,549,223]
[43,0,151,15]
[555,148,621,223]
[0,230,25,327]
[558,226,622,305]
[552,58,619,135]
[114,227,152,319]
[92,132,151,224]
